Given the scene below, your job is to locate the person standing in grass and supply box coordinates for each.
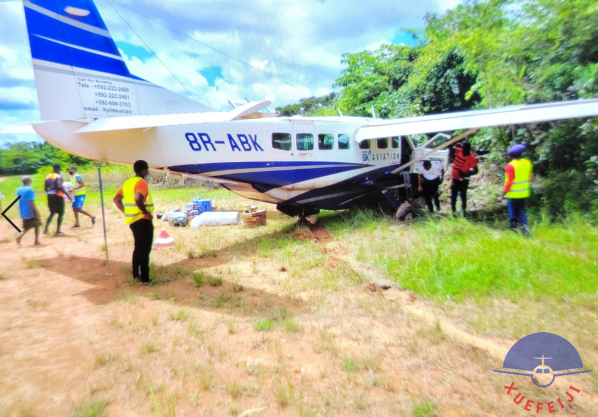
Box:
[16,176,44,246]
[67,165,96,228]
[44,164,71,237]
[417,159,443,213]
[450,142,478,216]
[113,160,154,285]
[498,144,532,237]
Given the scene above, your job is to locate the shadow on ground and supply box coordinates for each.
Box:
[38,254,309,318]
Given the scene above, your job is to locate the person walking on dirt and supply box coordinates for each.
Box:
[44,164,71,237]
[418,159,443,213]
[498,144,532,237]
[450,142,478,216]
[16,176,44,246]
[67,165,96,228]
[113,160,154,285]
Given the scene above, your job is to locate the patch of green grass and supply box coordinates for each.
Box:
[225,381,258,398]
[270,306,290,321]
[148,292,160,301]
[94,352,116,369]
[192,272,204,287]
[169,309,188,321]
[187,321,204,341]
[198,245,218,258]
[342,357,360,372]
[208,276,223,287]
[371,219,598,303]
[283,318,302,333]
[25,258,40,269]
[139,342,159,354]
[26,299,47,310]
[212,291,232,307]
[70,399,109,417]
[254,318,274,332]
[187,250,195,259]
[118,289,139,304]
[276,386,290,407]
[198,367,214,390]
[226,318,237,334]
[149,264,188,286]
[412,400,436,417]
[232,283,244,293]
[416,321,445,345]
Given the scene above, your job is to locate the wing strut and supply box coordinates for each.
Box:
[390,128,479,174]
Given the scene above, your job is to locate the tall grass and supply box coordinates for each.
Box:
[366,217,598,303]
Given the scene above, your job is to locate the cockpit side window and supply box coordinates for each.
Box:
[377,137,388,149]
[272,133,292,151]
[359,140,370,150]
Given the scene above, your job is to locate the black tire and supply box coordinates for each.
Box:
[396,203,414,221]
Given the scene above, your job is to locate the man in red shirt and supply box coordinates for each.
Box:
[451,142,478,215]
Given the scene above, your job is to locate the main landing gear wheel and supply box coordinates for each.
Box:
[396,202,414,221]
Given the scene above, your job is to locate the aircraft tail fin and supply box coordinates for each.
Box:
[23,0,212,120]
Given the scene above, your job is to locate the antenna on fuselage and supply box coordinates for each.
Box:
[338,108,344,117]
[371,105,377,119]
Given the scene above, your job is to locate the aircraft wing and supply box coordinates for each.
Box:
[76,101,272,133]
[355,98,598,141]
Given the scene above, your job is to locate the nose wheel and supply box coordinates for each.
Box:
[396,202,414,221]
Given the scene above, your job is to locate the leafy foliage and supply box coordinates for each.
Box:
[276,93,339,117]
[0,141,92,175]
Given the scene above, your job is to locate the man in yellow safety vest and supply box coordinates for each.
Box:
[67,165,96,228]
[113,160,154,284]
[498,144,532,237]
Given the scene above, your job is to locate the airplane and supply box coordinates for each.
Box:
[19,0,598,220]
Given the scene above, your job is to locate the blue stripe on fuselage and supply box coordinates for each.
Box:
[167,161,370,187]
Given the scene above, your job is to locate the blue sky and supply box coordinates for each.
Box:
[0,0,460,144]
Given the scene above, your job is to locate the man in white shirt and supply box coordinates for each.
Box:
[417,160,444,213]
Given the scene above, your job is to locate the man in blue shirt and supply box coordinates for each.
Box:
[16,176,44,246]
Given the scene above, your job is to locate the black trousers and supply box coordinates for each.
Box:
[45,194,64,233]
[129,219,154,282]
[422,178,441,213]
[450,179,469,213]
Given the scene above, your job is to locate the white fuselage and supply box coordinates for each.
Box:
[34,115,428,207]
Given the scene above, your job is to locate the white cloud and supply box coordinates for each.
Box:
[0,0,463,133]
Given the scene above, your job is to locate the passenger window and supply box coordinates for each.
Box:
[318,134,334,150]
[377,137,388,149]
[296,133,314,151]
[272,133,292,151]
[338,134,350,150]
[359,140,370,150]
[392,136,399,149]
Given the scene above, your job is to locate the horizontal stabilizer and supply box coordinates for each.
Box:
[0,123,38,134]
[356,98,598,141]
[76,101,272,133]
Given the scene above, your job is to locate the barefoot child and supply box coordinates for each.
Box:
[16,176,44,246]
